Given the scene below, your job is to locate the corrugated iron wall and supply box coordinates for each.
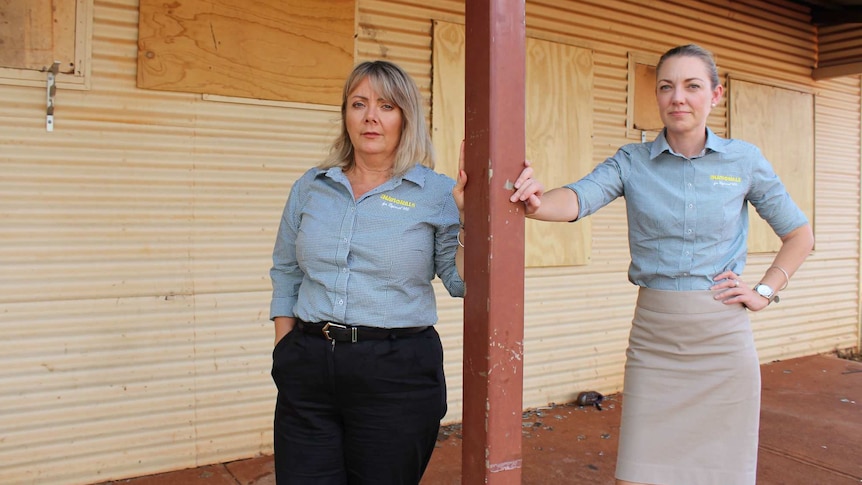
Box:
[0,0,858,483]
[1,0,338,482]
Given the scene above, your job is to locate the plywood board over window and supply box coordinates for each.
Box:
[728,78,815,253]
[431,20,593,267]
[0,0,92,89]
[137,0,354,106]
[626,52,662,139]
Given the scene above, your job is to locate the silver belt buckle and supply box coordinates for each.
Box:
[321,322,351,341]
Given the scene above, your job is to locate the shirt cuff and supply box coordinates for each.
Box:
[269,297,296,321]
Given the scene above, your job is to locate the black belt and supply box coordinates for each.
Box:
[297,320,429,343]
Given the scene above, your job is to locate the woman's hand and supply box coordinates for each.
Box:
[453,141,467,215]
[711,271,769,311]
[509,160,545,215]
[274,316,296,346]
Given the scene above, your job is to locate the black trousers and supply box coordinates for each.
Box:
[271,325,447,485]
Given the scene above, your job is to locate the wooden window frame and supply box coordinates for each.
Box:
[0,0,93,90]
[626,51,662,140]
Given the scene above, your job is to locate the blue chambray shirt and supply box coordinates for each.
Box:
[270,164,465,328]
[567,128,809,291]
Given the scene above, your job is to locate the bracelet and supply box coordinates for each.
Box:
[769,265,790,291]
[457,228,465,248]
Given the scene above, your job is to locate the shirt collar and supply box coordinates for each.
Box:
[649,127,726,160]
[401,164,426,187]
[317,163,426,188]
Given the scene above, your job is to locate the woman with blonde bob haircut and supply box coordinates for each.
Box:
[269,60,466,484]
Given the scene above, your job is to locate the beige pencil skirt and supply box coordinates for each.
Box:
[615,288,760,485]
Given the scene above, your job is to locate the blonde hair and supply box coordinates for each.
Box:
[319,61,435,177]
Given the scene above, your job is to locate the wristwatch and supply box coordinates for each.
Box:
[754,283,779,303]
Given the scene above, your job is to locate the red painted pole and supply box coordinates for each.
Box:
[462,1,526,483]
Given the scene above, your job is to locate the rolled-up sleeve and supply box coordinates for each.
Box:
[269,180,305,320]
[746,146,809,237]
[567,148,629,220]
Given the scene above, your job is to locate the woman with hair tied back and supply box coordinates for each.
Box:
[269,60,467,484]
[508,44,814,485]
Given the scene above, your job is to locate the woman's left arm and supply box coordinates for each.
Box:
[453,142,467,281]
[761,223,815,291]
[455,222,465,280]
[713,223,813,310]
[739,149,814,308]
[744,224,814,311]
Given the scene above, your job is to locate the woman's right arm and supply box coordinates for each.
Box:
[271,172,311,346]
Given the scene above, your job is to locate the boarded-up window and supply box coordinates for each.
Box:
[626,52,663,137]
[431,20,593,267]
[729,78,815,253]
[0,0,91,88]
[632,63,662,131]
[137,0,355,106]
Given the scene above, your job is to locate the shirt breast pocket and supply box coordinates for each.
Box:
[364,211,434,280]
[701,171,747,240]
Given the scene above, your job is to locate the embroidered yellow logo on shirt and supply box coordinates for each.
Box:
[710,174,741,186]
[380,194,416,211]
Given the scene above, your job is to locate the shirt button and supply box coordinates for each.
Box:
[342,268,348,273]
[686,229,692,234]
[337,299,344,305]
[688,203,694,208]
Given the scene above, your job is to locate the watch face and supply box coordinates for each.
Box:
[756,284,774,298]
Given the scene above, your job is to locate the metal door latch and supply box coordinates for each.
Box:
[46,61,60,132]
